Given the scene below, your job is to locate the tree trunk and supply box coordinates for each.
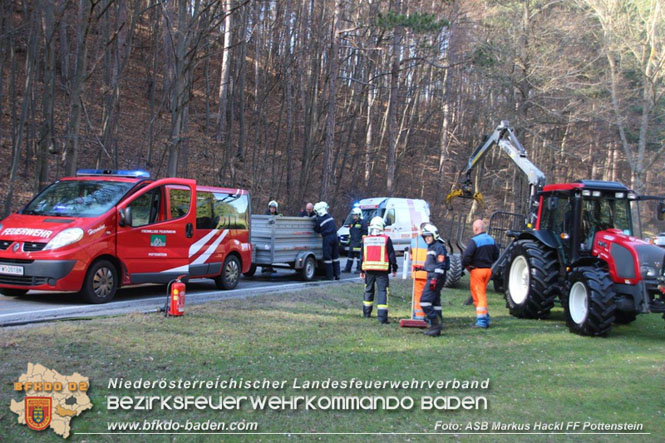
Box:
[385,0,403,194]
[5,6,39,216]
[37,0,58,192]
[63,0,93,176]
[321,1,340,200]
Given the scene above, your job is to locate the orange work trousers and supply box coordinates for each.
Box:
[470,268,492,316]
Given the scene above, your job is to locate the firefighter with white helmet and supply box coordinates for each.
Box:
[313,201,340,280]
[343,207,367,273]
[262,200,282,274]
[359,216,397,324]
[266,200,281,215]
[413,222,449,336]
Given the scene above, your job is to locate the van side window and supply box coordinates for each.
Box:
[385,208,395,226]
[127,188,163,227]
[213,193,249,230]
[196,192,217,229]
[168,188,192,220]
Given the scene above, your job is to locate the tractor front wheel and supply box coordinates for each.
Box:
[563,266,615,336]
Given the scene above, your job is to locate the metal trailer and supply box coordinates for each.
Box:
[246,215,323,280]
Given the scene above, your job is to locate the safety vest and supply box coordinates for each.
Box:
[362,235,390,271]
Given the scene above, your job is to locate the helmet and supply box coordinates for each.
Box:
[268,200,278,210]
[369,216,384,235]
[421,223,441,242]
[314,201,329,216]
[352,207,362,217]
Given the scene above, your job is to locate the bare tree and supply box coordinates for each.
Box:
[585,0,665,192]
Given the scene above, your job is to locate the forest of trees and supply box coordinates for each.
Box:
[0,0,663,230]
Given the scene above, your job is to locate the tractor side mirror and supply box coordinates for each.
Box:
[119,207,132,227]
[658,201,665,221]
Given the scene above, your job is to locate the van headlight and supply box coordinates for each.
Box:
[44,228,84,251]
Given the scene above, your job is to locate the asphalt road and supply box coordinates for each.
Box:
[0,270,365,327]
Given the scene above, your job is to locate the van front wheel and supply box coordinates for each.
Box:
[81,259,118,304]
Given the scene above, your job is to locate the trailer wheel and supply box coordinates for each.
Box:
[443,254,463,288]
[216,255,240,290]
[504,240,558,318]
[0,288,28,297]
[614,310,637,324]
[300,256,316,281]
[80,259,118,304]
[563,266,615,336]
[243,264,257,278]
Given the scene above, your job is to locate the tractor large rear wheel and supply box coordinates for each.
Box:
[444,254,463,288]
[504,240,559,318]
[563,266,615,336]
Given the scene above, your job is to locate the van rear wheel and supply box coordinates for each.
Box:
[216,255,240,290]
[81,259,118,304]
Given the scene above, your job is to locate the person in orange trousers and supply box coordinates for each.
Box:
[462,220,499,328]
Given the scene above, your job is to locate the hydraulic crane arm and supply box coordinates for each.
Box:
[445,121,546,223]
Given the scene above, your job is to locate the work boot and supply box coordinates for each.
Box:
[379,319,390,325]
[363,306,372,318]
[423,318,442,336]
[464,295,474,306]
[472,314,490,329]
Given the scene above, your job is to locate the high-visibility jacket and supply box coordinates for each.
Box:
[362,235,391,271]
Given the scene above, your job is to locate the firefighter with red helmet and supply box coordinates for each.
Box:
[343,207,367,273]
[359,217,397,324]
[314,201,341,280]
[415,223,448,336]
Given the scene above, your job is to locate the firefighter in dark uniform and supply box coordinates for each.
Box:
[359,217,397,324]
[313,201,340,280]
[414,223,448,337]
[344,207,367,273]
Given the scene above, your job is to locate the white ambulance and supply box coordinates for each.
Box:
[337,197,430,254]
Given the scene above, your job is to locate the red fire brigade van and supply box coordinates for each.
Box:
[0,170,252,303]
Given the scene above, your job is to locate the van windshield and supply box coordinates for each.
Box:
[343,208,384,225]
[22,180,135,217]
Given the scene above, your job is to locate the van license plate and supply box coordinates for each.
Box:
[0,265,24,276]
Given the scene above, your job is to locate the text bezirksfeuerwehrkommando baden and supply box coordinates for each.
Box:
[107,377,490,391]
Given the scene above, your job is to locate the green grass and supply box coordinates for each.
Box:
[2,277,664,442]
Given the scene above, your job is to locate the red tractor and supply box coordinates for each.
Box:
[447,122,665,336]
